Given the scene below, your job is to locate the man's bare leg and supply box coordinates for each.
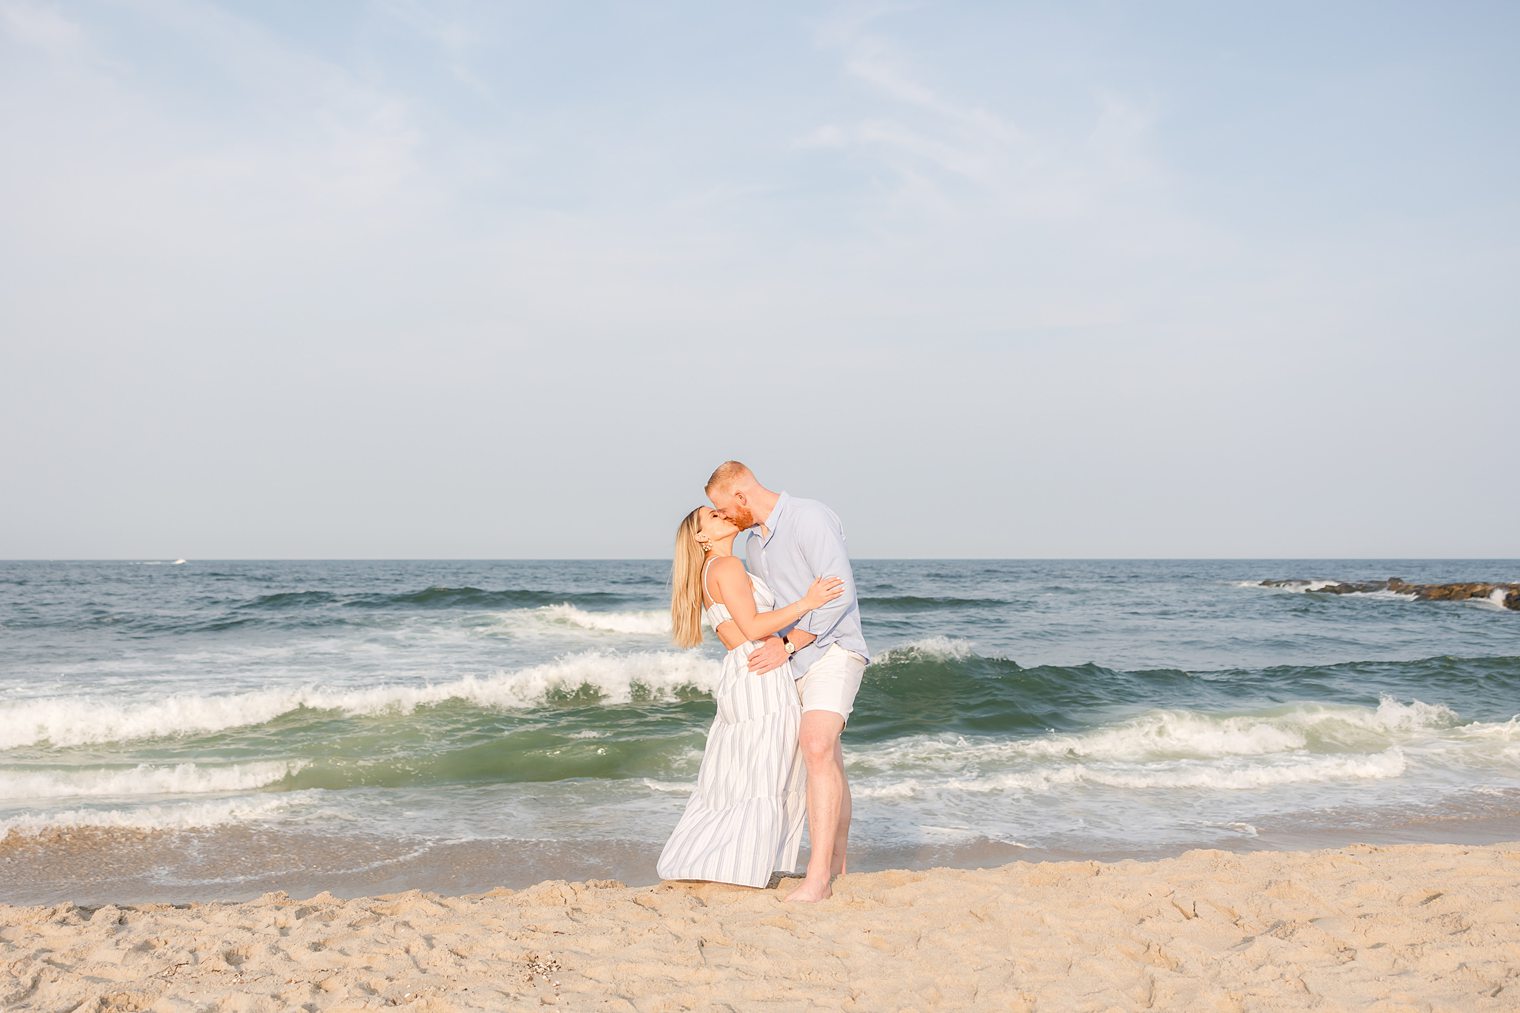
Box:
[787,710,845,903]
[831,738,850,877]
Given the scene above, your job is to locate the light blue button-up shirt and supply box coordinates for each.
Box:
[746,492,869,676]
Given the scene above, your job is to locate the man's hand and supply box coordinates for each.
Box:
[747,635,788,675]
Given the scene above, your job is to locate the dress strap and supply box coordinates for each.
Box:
[700,557,719,607]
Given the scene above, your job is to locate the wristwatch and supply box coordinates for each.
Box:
[782,636,797,656]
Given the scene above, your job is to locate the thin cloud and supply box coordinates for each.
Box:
[0,0,83,56]
[805,10,1166,232]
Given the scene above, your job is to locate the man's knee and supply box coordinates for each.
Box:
[800,737,835,765]
[799,716,842,765]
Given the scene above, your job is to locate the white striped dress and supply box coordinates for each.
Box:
[656,565,808,887]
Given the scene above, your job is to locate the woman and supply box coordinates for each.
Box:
[657,506,844,887]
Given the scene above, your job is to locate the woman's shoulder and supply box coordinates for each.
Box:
[708,554,747,577]
[704,554,748,608]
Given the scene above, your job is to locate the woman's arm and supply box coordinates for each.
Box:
[708,556,843,644]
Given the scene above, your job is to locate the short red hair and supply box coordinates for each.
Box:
[704,460,753,496]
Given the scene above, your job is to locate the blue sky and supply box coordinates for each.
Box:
[1,1,1516,557]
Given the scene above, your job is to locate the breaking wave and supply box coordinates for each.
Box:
[0,796,298,839]
[0,651,720,749]
[0,761,305,800]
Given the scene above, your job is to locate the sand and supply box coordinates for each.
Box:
[3,841,1517,1011]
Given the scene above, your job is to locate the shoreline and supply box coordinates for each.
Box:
[5,839,1518,1010]
[6,802,1520,909]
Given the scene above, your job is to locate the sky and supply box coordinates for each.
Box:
[1,1,1516,559]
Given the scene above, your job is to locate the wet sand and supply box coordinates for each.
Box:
[4,840,1518,1010]
[7,798,1520,909]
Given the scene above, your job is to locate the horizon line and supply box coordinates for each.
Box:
[4,557,1518,564]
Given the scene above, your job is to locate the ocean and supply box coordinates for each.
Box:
[2,558,1517,905]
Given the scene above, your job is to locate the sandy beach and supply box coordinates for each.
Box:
[4,841,1517,1011]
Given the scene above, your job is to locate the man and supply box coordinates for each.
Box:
[705,460,869,903]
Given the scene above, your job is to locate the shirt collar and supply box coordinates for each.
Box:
[759,492,790,542]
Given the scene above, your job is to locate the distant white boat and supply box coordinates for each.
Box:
[172,559,187,565]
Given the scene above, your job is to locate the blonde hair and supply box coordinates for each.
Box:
[671,507,707,649]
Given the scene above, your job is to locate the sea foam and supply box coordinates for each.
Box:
[853,748,1409,797]
[0,761,303,801]
[0,651,721,749]
[536,604,671,636]
[1243,579,1339,592]
[842,695,1500,804]
[875,637,976,663]
[0,795,296,838]
[849,697,1460,774]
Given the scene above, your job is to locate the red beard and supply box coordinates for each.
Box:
[725,505,758,530]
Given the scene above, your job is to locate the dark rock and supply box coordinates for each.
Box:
[1258,578,1520,611]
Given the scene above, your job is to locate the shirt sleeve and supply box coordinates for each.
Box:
[793,504,857,640]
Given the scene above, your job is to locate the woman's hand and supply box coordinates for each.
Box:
[803,576,846,612]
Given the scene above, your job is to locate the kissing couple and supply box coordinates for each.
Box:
[657,461,870,903]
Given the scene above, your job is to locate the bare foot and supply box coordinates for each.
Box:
[831,852,847,878]
[785,878,833,903]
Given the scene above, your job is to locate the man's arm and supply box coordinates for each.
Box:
[791,505,856,642]
[747,624,817,674]
[747,506,855,674]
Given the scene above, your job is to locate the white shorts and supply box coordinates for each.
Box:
[795,644,868,723]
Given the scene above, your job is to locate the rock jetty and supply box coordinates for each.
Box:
[1259,578,1520,611]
